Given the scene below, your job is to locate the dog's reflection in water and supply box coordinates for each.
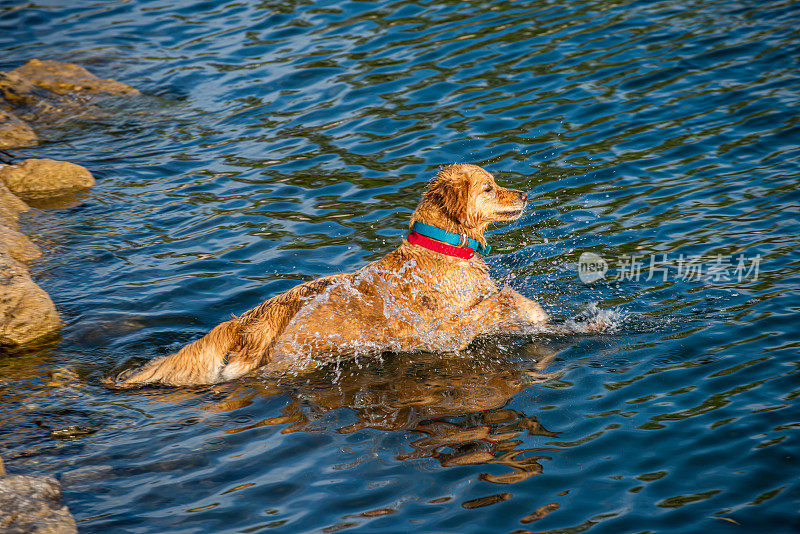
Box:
[160,341,564,485]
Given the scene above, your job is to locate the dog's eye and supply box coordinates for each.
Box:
[484,185,494,193]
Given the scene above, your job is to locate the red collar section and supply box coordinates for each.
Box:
[408,231,475,259]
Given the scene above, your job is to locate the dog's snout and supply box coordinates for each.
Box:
[519,190,528,201]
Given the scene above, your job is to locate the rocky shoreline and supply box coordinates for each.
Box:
[0,179,60,347]
[1,59,138,530]
[0,457,77,534]
[0,59,137,348]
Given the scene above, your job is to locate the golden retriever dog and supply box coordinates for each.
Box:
[114,163,548,387]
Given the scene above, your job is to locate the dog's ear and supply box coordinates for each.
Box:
[427,169,471,225]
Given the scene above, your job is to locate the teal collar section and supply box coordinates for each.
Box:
[411,221,491,255]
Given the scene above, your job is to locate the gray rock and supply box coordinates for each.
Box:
[0,159,94,196]
[0,474,77,534]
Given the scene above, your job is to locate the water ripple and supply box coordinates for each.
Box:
[1,0,799,532]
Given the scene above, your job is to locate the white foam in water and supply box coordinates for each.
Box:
[511,303,627,337]
[560,302,624,334]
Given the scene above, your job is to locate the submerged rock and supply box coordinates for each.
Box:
[11,58,139,96]
[0,158,94,196]
[0,108,37,149]
[0,58,139,145]
[0,474,77,534]
[0,251,60,347]
[0,59,138,121]
[0,71,61,121]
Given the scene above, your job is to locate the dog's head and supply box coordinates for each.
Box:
[412,164,528,235]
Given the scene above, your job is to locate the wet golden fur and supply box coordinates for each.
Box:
[114,164,548,387]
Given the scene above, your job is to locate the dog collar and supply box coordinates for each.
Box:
[408,221,491,259]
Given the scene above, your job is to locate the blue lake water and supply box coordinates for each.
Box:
[1,0,799,532]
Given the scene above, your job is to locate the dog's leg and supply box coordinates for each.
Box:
[460,286,548,339]
[501,287,548,324]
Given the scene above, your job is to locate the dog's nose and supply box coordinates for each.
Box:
[519,191,528,201]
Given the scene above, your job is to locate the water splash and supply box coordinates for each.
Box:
[560,302,624,335]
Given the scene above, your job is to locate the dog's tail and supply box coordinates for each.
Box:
[112,318,244,388]
[111,276,340,388]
